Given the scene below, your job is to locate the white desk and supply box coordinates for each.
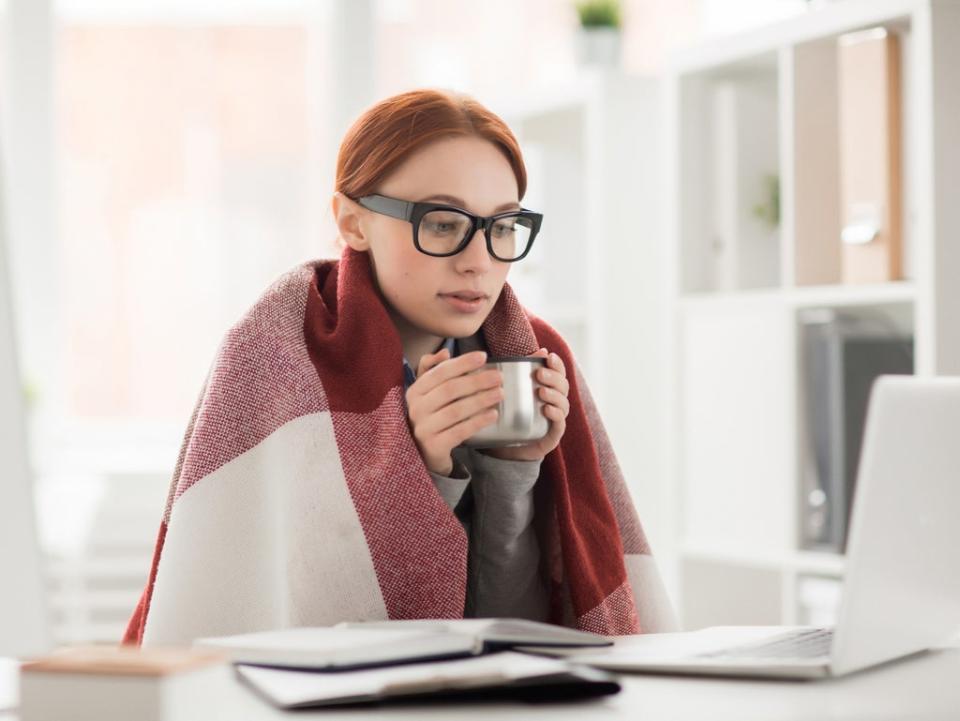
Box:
[4,643,960,721]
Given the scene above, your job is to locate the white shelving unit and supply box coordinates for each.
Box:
[487,70,658,410]
[664,0,960,630]
[485,71,676,575]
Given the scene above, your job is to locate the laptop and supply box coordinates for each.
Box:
[0,176,53,709]
[542,376,960,679]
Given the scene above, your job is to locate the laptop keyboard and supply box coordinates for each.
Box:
[695,628,834,661]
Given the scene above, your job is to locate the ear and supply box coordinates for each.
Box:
[331,191,371,252]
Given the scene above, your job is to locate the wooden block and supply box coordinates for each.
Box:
[837,28,903,284]
[19,646,233,721]
[793,40,842,286]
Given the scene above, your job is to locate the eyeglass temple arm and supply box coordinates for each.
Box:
[357,195,415,222]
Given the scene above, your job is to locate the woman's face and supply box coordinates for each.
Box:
[342,135,519,342]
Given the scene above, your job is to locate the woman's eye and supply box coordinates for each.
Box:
[422,212,465,236]
[492,222,516,237]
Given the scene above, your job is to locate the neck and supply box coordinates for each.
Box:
[387,306,446,376]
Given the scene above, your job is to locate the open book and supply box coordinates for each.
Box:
[195,619,612,672]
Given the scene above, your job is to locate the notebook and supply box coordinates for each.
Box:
[235,651,620,709]
[196,618,611,671]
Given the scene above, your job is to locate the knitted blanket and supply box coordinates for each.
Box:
[123,248,676,645]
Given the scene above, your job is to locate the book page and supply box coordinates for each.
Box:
[199,627,437,653]
[196,627,477,669]
[337,619,610,647]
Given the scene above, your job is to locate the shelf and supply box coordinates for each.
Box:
[675,1,918,296]
[669,0,915,75]
[680,287,790,310]
[677,60,781,295]
[786,281,915,307]
[793,550,847,576]
[668,0,960,631]
[680,281,915,311]
[682,545,846,577]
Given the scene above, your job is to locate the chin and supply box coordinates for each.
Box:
[427,315,486,340]
[445,320,484,340]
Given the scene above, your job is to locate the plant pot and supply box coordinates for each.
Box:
[576,26,621,67]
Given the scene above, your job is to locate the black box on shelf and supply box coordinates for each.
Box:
[799,309,913,552]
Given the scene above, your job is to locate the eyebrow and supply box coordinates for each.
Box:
[418,194,521,213]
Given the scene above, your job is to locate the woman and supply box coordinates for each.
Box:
[124,89,676,646]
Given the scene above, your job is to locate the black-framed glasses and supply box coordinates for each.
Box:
[354,193,543,262]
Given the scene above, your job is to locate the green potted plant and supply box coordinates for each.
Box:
[752,174,780,229]
[574,0,622,67]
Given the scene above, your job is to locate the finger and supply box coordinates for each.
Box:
[544,403,566,419]
[527,410,563,456]
[435,406,500,449]
[417,348,450,379]
[531,348,551,384]
[547,351,566,377]
[540,412,564,443]
[538,386,571,416]
[536,367,570,396]
[413,350,488,396]
[420,369,502,415]
[417,384,504,437]
[543,406,566,437]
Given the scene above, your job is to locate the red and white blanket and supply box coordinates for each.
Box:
[123,248,676,645]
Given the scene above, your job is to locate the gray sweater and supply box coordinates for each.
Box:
[428,446,549,621]
[404,331,549,621]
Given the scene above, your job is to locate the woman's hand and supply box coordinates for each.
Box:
[406,349,503,476]
[481,348,570,463]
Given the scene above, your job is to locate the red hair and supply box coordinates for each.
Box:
[335,88,527,203]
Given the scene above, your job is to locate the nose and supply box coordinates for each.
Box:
[454,226,493,273]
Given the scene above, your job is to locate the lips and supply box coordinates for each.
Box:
[441,291,487,301]
[439,291,489,314]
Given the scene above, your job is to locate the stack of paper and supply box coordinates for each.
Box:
[236,651,619,708]
[195,618,619,708]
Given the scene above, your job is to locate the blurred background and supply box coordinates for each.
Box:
[5,0,954,644]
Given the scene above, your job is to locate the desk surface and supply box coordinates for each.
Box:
[4,645,959,721]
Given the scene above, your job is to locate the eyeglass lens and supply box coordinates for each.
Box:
[417,209,534,260]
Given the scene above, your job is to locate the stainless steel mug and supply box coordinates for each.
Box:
[462,357,550,448]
